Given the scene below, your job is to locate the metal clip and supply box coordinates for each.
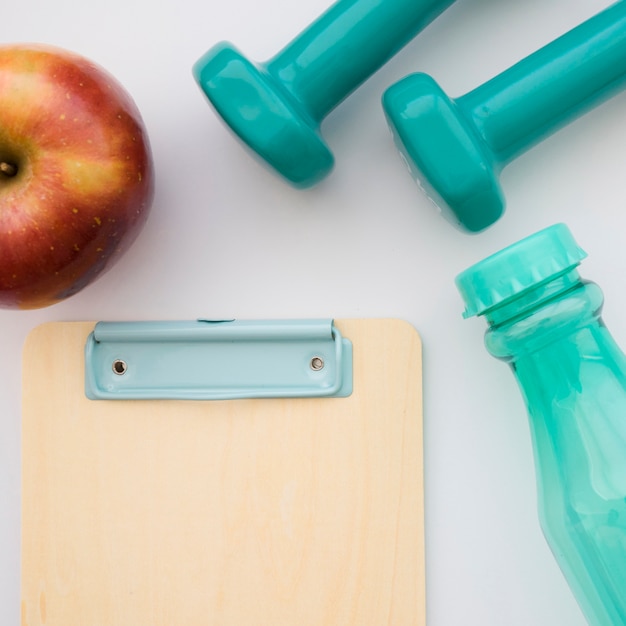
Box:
[84,319,352,400]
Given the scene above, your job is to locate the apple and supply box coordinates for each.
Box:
[0,43,155,309]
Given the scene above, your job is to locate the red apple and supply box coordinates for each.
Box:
[0,43,155,309]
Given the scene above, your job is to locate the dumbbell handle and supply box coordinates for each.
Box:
[265,0,455,123]
[460,1,626,165]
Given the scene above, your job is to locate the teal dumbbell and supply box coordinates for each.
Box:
[193,0,456,188]
[383,1,626,233]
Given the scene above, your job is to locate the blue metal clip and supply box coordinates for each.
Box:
[84,319,352,400]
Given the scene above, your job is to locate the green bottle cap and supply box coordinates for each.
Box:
[455,223,587,318]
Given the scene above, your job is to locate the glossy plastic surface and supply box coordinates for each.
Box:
[456,223,587,318]
[384,1,626,233]
[193,0,456,187]
[456,224,626,626]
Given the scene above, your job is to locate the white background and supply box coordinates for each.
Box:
[1,0,624,623]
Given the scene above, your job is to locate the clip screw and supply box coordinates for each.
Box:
[112,359,127,375]
[310,356,324,371]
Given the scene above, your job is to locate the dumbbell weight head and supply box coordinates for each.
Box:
[193,0,458,188]
[193,42,334,188]
[383,1,626,233]
[383,73,504,233]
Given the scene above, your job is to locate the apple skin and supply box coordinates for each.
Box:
[0,44,155,309]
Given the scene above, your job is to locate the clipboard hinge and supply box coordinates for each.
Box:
[84,319,353,400]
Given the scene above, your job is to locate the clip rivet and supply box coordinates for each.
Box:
[112,359,127,375]
[310,356,324,371]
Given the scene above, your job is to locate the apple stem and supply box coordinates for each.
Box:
[0,162,17,177]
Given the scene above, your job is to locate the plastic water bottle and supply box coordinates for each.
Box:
[455,223,626,626]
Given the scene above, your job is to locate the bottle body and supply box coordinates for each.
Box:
[485,278,626,626]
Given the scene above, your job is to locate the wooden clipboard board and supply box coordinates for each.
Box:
[21,318,424,626]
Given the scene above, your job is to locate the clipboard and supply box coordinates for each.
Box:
[21,318,424,626]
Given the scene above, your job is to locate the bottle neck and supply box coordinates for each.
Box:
[483,270,605,361]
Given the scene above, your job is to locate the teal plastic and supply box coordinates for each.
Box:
[192,0,456,187]
[383,1,626,233]
[456,223,626,626]
[85,319,353,400]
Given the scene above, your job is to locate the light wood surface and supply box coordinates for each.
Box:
[21,319,423,626]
